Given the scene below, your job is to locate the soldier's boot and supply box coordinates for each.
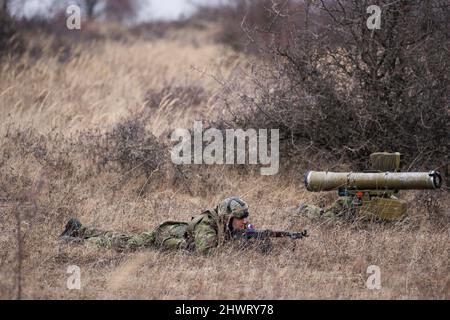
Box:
[59,218,82,239]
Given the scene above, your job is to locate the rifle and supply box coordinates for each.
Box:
[233,225,308,240]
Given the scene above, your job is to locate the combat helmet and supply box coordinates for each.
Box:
[217,197,249,219]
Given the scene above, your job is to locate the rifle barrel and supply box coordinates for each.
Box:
[240,229,307,239]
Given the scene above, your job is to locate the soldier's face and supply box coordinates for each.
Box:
[231,217,248,230]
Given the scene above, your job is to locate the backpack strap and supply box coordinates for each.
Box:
[186,211,208,234]
[209,209,226,247]
[186,209,225,247]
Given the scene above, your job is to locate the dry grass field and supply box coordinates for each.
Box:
[0,19,449,300]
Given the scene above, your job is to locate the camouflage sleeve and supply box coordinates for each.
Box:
[193,217,218,255]
[300,204,323,218]
[299,197,351,219]
[324,197,354,218]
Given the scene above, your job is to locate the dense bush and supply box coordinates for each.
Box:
[98,117,167,177]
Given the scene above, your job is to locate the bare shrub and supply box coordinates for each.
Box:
[98,117,167,178]
[0,10,23,59]
[195,0,314,52]
[102,0,138,23]
[219,0,449,168]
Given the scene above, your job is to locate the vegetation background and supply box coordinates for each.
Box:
[0,0,449,299]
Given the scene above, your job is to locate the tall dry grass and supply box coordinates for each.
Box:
[0,21,448,300]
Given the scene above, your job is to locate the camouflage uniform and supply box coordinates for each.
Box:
[60,197,249,254]
[299,194,404,221]
[298,197,357,219]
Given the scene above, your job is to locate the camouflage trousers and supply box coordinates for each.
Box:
[300,197,357,219]
[79,221,190,252]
